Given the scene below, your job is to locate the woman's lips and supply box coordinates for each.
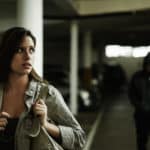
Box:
[22,63,32,68]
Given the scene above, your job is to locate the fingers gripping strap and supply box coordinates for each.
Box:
[34,83,49,103]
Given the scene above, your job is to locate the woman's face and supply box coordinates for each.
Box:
[10,35,35,76]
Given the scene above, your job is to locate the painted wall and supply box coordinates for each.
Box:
[105,56,143,81]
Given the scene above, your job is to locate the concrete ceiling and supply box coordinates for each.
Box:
[45,9,150,47]
[44,0,78,17]
[1,0,150,46]
[44,0,150,46]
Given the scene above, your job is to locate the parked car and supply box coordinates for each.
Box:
[101,63,127,93]
[44,65,93,112]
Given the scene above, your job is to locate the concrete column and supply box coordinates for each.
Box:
[17,0,43,77]
[82,31,93,89]
[70,21,79,115]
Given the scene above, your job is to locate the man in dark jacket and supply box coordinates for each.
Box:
[128,52,150,150]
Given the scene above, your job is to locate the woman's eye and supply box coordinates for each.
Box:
[16,47,35,54]
[17,48,24,53]
[29,48,35,53]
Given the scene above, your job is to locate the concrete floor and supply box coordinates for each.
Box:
[89,91,137,150]
[77,89,150,150]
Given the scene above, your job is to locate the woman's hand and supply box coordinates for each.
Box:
[33,100,61,140]
[0,112,11,131]
[33,99,48,127]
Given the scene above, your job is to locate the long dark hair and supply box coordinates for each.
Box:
[0,27,43,83]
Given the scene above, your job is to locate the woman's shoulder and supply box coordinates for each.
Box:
[37,80,62,98]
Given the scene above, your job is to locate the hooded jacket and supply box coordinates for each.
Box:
[128,52,150,111]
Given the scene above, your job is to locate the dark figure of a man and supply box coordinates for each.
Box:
[128,52,150,150]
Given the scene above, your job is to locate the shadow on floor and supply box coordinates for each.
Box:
[78,88,139,150]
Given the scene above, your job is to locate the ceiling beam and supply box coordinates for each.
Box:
[44,0,78,17]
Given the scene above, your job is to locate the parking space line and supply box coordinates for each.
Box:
[83,109,104,150]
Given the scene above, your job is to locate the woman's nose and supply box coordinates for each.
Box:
[24,49,31,59]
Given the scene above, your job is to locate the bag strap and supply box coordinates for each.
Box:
[35,83,55,124]
[33,82,49,103]
[38,84,49,100]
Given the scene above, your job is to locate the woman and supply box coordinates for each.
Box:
[0,27,85,150]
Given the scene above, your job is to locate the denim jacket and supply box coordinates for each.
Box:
[0,79,86,150]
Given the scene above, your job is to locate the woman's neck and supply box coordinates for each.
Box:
[6,74,29,92]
